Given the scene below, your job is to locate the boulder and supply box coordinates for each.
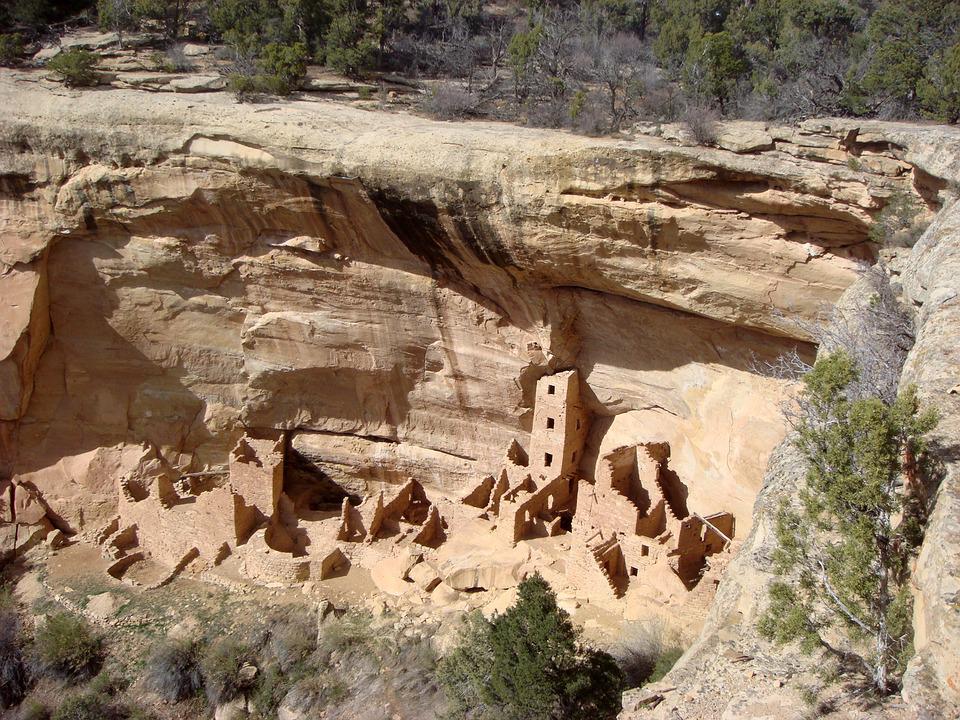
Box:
[408,561,441,592]
[85,591,127,620]
[429,582,461,607]
[440,546,530,592]
[714,121,775,154]
[180,43,212,57]
[214,697,249,720]
[370,554,416,596]
[12,483,47,525]
[169,75,227,93]
[481,587,518,618]
[237,663,258,684]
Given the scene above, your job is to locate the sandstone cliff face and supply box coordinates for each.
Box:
[0,74,958,645]
[900,200,960,715]
[621,203,960,720]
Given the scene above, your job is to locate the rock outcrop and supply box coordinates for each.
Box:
[900,199,960,716]
[2,69,960,713]
[621,202,960,720]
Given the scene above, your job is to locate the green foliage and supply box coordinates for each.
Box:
[323,3,376,77]
[51,668,146,720]
[249,609,343,718]
[644,0,960,119]
[47,49,100,87]
[59,0,960,122]
[568,89,587,120]
[33,613,103,682]
[208,0,281,52]
[651,0,733,70]
[0,0,96,31]
[96,0,187,42]
[226,40,308,100]
[869,190,928,247]
[208,0,329,54]
[52,694,109,720]
[134,0,187,41]
[644,646,683,685]
[726,0,862,115]
[88,667,130,696]
[200,637,256,706]
[507,24,542,101]
[369,0,405,56]
[849,0,960,116]
[788,0,858,39]
[248,661,333,718]
[96,0,135,39]
[0,33,26,66]
[615,624,684,689]
[250,666,290,718]
[258,41,308,94]
[227,71,260,101]
[436,612,493,717]
[437,574,624,720]
[579,0,652,39]
[918,42,960,122]
[758,351,939,694]
[757,580,823,652]
[684,30,747,107]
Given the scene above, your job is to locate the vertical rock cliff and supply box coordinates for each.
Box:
[2,73,960,716]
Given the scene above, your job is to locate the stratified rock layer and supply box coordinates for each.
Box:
[0,76,955,519]
[622,203,960,720]
[2,73,960,714]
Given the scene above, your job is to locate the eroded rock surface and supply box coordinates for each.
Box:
[900,200,960,716]
[2,71,960,714]
[622,202,960,720]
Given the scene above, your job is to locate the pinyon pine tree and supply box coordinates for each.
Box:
[759,350,938,694]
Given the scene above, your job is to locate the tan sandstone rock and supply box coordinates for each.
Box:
[900,199,960,715]
[2,71,960,715]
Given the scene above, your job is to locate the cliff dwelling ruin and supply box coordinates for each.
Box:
[4,62,960,717]
[81,369,736,623]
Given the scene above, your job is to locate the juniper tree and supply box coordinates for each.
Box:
[97,0,136,48]
[758,351,938,694]
[437,574,623,720]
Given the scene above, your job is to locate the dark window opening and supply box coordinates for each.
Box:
[576,418,581,430]
[630,567,639,577]
[571,451,577,462]
[547,384,556,395]
[641,545,649,557]
[544,453,553,467]
[546,417,555,429]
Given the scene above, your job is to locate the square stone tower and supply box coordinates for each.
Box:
[528,370,588,479]
[228,431,285,521]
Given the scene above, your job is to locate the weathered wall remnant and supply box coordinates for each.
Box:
[228,432,284,521]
